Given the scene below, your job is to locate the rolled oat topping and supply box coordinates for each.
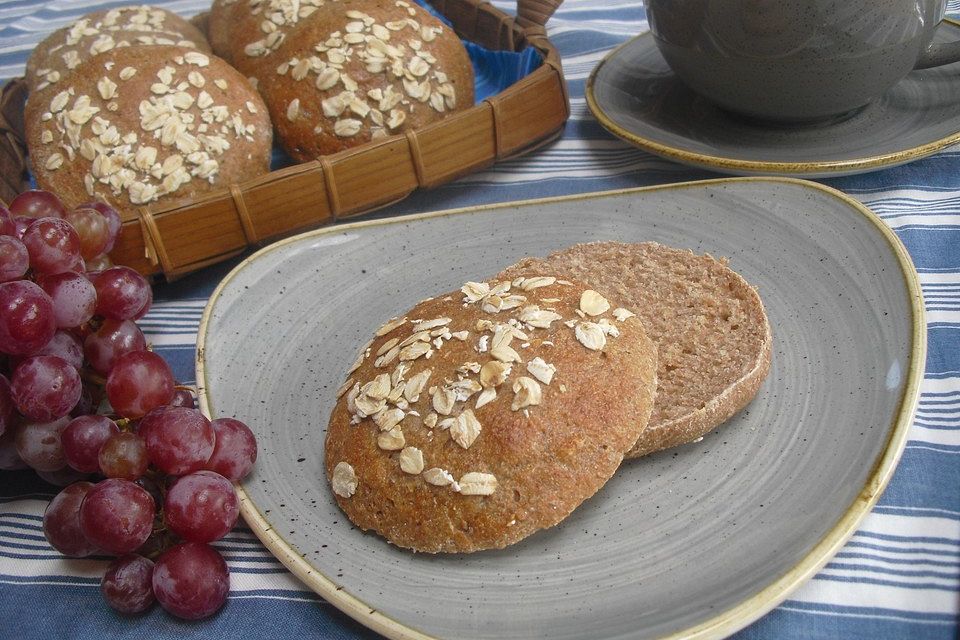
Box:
[339,274,630,497]
[36,51,263,206]
[332,461,358,497]
[275,3,457,139]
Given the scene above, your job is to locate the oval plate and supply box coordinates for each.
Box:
[197,177,924,639]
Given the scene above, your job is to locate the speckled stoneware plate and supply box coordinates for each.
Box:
[197,177,924,640]
[586,20,960,178]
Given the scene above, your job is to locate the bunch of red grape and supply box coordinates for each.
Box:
[0,189,257,620]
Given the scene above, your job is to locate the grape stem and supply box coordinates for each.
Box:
[80,369,107,386]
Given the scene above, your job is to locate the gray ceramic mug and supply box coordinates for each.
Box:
[644,0,960,122]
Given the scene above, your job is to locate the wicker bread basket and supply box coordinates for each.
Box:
[0,0,568,279]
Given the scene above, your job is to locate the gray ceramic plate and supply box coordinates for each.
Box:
[197,177,924,640]
[586,21,960,178]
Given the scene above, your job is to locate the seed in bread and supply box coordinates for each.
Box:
[257,0,474,160]
[26,5,210,92]
[325,272,658,553]
[208,0,339,72]
[531,242,772,458]
[25,46,272,219]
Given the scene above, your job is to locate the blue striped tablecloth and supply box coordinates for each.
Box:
[2,1,958,638]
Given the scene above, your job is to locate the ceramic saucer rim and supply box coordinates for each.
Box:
[586,19,960,177]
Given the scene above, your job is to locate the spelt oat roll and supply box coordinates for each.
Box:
[26,5,210,92]
[325,270,658,553]
[256,0,474,160]
[208,0,341,72]
[25,45,272,218]
[530,242,772,458]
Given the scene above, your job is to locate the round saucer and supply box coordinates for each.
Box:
[587,20,960,178]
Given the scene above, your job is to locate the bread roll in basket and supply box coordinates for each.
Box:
[0,0,569,280]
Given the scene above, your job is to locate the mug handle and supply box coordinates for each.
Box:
[915,31,960,69]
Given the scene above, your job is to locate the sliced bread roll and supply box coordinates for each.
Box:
[530,242,772,458]
[325,271,657,553]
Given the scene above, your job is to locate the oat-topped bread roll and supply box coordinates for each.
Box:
[325,271,658,553]
[257,0,474,160]
[25,46,272,218]
[530,242,772,458]
[26,5,210,92]
[208,0,339,71]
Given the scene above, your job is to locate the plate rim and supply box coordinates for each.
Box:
[196,176,925,640]
[585,20,960,178]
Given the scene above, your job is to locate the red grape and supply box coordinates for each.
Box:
[38,272,97,329]
[0,425,27,470]
[164,471,239,543]
[102,555,155,614]
[9,190,66,219]
[13,217,30,238]
[0,235,29,282]
[32,330,84,370]
[83,319,146,375]
[152,542,229,620]
[21,217,82,275]
[78,478,155,555]
[62,414,119,473]
[93,267,150,320]
[0,206,14,236]
[84,253,113,272]
[43,481,99,557]
[66,251,86,273]
[11,355,82,421]
[132,285,153,321]
[0,374,13,436]
[206,418,257,481]
[140,407,214,475]
[99,431,148,480]
[170,388,195,409]
[14,416,69,471]
[106,351,175,418]
[0,280,56,356]
[78,201,121,253]
[66,208,110,259]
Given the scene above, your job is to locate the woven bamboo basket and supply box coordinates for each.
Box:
[0,0,568,279]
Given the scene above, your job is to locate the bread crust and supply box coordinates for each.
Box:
[25,45,272,219]
[26,6,210,92]
[256,0,474,160]
[208,0,241,65]
[208,0,343,78]
[325,271,657,553]
[531,242,772,458]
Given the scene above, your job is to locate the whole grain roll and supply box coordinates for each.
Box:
[25,46,272,219]
[207,0,241,65]
[530,242,772,458]
[26,5,210,92]
[208,0,340,72]
[325,271,657,553]
[257,0,474,160]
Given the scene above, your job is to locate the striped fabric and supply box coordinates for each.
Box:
[2,1,959,638]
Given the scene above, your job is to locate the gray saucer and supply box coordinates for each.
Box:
[587,21,960,178]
